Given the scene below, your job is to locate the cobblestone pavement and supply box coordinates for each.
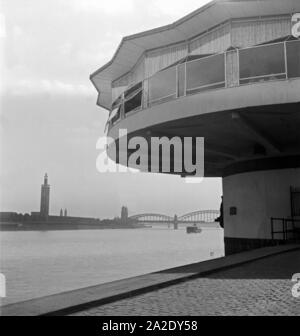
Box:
[72,250,300,316]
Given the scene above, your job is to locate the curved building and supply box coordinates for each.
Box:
[91,0,300,254]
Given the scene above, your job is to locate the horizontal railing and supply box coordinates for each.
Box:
[108,39,300,129]
[271,217,300,241]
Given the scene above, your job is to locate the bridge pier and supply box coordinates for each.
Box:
[174,215,178,230]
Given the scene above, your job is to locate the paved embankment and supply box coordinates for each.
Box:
[1,244,299,316]
[73,248,300,316]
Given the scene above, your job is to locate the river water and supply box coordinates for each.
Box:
[0,228,224,306]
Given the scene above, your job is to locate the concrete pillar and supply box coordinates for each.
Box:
[223,167,300,254]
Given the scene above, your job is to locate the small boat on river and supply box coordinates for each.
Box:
[186,224,202,234]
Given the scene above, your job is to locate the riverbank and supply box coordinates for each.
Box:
[2,244,298,316]
[0,222,146,231]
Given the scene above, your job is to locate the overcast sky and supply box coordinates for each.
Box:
[0,0,222,219]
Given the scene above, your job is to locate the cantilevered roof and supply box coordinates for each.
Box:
[91,0,299,110]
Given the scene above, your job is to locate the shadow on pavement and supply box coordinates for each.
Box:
[157,249,300,280]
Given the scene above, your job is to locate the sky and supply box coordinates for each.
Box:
[0,0,222,219]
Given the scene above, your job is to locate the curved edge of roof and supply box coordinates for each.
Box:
[90,0,219,80]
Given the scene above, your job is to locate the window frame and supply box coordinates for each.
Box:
[185,53,226,94]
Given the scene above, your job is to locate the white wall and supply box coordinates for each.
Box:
[231,16,291,48]
[223,168,300,240]
[145,43,188,78]
[190,22,231,55]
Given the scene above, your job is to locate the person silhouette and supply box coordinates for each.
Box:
[219,196,224,229]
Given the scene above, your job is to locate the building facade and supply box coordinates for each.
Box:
[91,0,300,254]
[121,206,129,225]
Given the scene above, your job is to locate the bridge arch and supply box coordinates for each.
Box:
[178,210,220,223]
[129,214,173,222]
[129,210,220,224]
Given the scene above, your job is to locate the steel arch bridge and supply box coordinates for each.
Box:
[178,210,220,223]
[130,213,173,223]
[129,210,220,227]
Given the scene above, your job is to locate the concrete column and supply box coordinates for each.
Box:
[223,167,300,254]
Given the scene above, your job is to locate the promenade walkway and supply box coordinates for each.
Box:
[73,248,300,316]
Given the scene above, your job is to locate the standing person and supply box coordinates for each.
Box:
[219,196,224,229]
[216,196,224,229]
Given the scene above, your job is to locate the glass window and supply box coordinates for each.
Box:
[112,95,122,110]
[239,43,286,84]
[111,106,121,124]
[149,67,177,103]
[286,40,300,79]
[186,54,225,93]
[124,82,142,100]
[124,91,142,114]
[178,63,186,97]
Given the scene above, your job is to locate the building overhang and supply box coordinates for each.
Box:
[90,0,299,111]
[107,79,300,177]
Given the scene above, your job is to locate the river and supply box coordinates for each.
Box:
[0,228,224,306]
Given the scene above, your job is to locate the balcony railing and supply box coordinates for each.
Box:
[108,39,300,128]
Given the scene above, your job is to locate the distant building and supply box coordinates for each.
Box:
[60,209,63,217]
[121,206,128,224]
[40,173,50,220]
[64,209,68,217]
[0,212,18,222]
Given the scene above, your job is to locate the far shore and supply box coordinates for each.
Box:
[0,222,149,232]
